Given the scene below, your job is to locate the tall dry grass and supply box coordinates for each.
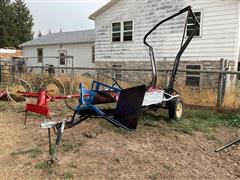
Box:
[222,87,240,109]
[37,73,240,109]
[10,72,240,110]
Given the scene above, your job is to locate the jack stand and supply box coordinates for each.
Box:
[47,128,58,164]
[215,137,240,152]
[42,120,66,164]
[47,128,56,164]
[24,111,28,125]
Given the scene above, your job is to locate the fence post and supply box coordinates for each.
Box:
[71,56,74,81]
[41,58,44,76]
[217,58,225,107]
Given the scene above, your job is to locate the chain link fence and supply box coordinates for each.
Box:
[1,59,240,110]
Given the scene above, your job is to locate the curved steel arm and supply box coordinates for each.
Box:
[143,6,200,91]
[143,6,193,47]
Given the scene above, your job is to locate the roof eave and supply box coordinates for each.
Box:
[19,41,95,47]
[89,0,120,20]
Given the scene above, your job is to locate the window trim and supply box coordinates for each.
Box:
[186,10,203,38]
[111,20,134,43]
[185,64,202,88]
[112,22,121,42]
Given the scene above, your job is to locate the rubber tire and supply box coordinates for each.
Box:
[168,98,183,120]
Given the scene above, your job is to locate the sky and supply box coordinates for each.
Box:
[25,0,110,37]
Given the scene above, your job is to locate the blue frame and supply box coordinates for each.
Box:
[75,81,134,131]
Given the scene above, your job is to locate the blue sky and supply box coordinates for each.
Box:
[25,0,109,37]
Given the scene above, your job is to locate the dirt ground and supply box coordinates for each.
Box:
[0,107,240,180]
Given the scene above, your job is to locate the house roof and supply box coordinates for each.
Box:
[19,29,95,47]
[89,0,120,20]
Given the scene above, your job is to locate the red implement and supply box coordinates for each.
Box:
[26,90,52,118]
[0,89,7,98]
[17,90,80,124]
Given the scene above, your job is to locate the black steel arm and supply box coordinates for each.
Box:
[143,6,200,92]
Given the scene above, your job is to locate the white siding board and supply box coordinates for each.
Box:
[23,43,95,69]
[94,0,239,63]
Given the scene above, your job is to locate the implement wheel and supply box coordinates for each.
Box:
[6,79,32,103]
[168,98,183,120]
[43,78,65,96]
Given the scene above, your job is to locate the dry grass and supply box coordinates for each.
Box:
[222,87,240,109]
[177,85,218,107]
[0,104,240,179]
[2,72,240,109]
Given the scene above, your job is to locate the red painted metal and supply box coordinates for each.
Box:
[25,90,52,118]
[0,89,6,98]
[18,90,80,119]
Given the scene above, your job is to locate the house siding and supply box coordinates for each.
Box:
[23,43,95,69]
[94,0,240,68]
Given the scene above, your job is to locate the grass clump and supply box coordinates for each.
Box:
[148,172,161,180]
[35,161,55,174]
[162,162,174,171]
[141,108,240,135]
[62,144,75,152]
[220,112,240,127]
[63,171,74,179]
[11,147,42,158]
[173,108,240,134]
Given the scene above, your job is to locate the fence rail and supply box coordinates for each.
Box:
[25,65,240,74]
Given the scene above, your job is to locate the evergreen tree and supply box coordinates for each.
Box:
[0,25,8,47]
[0,0,34,47]
[12,0,34,46]
[0,0,11,47]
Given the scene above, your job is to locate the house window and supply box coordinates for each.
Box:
[92,45,95,63]
[123,21,133,41]
[59,52,66,65]
[185,65,201,87]
[112,20,133,42]
[112,64,122,80]
[37,48,43,63]
[112,22,121,42]
[186,11,201,37]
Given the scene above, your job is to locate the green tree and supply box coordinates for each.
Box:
[0,25,8,47]
[0,0,11,47]
[12,0,34,46]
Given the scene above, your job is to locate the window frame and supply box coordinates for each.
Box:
[185,64,202,88]
[111,20,134,43]
[92,45,95,63]
[123,20,134,42]
[37,48,43,63]
[112,22,121,42]
[186,10,203,38]
[58,50,67,66]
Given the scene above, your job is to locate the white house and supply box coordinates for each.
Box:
[89,0,240,87]
[19,29,95,72]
